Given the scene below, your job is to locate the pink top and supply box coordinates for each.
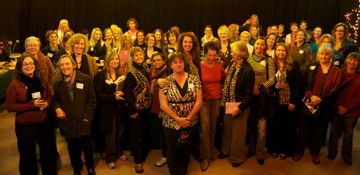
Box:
[200,61,226,100]
[119,49,130,73]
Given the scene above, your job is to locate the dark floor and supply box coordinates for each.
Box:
[0,104,359,175]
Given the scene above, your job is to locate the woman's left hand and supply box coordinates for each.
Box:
[231,108,241,117]
[288,103,295,111]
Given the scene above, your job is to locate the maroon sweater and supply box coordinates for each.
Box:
[337,72,360,118]
[6,79,52,124]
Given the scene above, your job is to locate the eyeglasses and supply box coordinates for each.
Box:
[335,30,344,33]
[22,62,35,67]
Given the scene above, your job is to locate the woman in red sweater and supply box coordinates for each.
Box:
[199,42,226,171]
[6,54,57,175]
[328,52,360,165]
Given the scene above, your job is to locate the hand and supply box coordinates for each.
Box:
[337,106,348,115]
[157,78,169,89]
[310,95,321,106]
[231,108,241,117]
[288,103,295,111]
[130,113,139,119]
[55,108,66,119]
[114,91,125,100]
[253,85,260,95]
[177,117,190,128]
[34,99,48,110]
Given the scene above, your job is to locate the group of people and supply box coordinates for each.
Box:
[4,14,360,175]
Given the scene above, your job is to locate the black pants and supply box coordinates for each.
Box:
[152,113,167,157]
[105,110,126,163]
[267,105,297,155]
[15,119,57,175]
[128,109,151,164]
[65,136,94,174]
[164,127,195,175]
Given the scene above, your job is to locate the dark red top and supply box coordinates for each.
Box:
[337,72,360,118]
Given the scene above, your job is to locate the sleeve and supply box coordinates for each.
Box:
[260,57,276,90]
[6,81,36,112]
[238,66,255,111]
[124,72,138,115]
[85,77,97,121]
[94,72,116,102]
[290,61,303,104]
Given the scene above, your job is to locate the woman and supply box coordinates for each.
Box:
[124,18,139,41]
[289,29,312,71]
[309,27,323,55]
[178,32,201,78]
[278,24,286,40]
[88,27,107,61]
[134,30,146,48]
[200,25,219,49]
[103,28,114,52]
[285,22,298,47]
[118,35,133,73]
[267,43,302,160]
[149,53,169,168]
[42,30,64,66]
[228,24,240,43]
[293,44,342,165]
[67,33,99,79]
[199,42,226,171]
[6,54,57,175]
[217,25,232,68]
[328,52,360,166]
[94,51,127,169]
[247,37,276,165]
[154,29,164,49]
[159,52,202,175]
[164,29,179,55]
[249,26,259,46]
[332,23,357,68]
[144,33,163,65]
[319,34,335,46]
[241,14,265,36]
[24,36,54,87]
[266,33,277,58]
[112,26,123,52]
[218,41,255,167]
[55,19,70,44]
[124,47,151,174]
[53,54,97,175]
[239,31,254,55]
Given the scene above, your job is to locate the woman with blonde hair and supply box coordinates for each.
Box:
[217,25,232,68]
[88,27,107,61]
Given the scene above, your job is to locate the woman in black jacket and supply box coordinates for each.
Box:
[267,42,302,160]
[94,51,127,169]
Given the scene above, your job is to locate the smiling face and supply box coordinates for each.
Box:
[133,51,144,65]
[109,55,120,69]
[74,39,85,55]
[218,30,228,41]
[128,21,136,30]
[155,31,162,41]
[21,57,35,77]
[296,31,305,43]
[317,49,333,64]
[104,29,112,40]
[59,57,75,77]
[204,27,212,37]
[240,33,249,43]
[254,39,266,55]
[152,55,165,69]
[49,33,58,44]
[275,45,287,61]
[334,26,345,39]
[168,33,177,44]
[205,49,218,64]
[182,36,193,52]
[94,31,102,41]
[313,27,322,39]
[266,34,277,48]
[137,32,145,43]
[171,56,185,73]
[147,36,156,47]
[25,40,40,56]
[346,58,359,72]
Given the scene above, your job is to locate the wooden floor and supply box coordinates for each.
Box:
[0,104,359,175]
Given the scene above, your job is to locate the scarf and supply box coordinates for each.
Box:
[220,61,242,106]
[19,73,44,101]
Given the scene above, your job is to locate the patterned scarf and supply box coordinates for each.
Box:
[221,61,241,106]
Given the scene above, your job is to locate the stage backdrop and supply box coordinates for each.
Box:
[0,0,357,51]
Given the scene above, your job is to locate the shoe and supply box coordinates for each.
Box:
[119,154,128,161]
[311,155,320,165]
[327,154,336,160]
[200,159,209,172]
[134,164,144,174]
[257,159,264,165]
[107,162,116,169]
[343,158,352,166]
[271,153,278,159]
[279,154,287,160]
[218,152,230,159]
[293,154,303,161]
[231,162,243,167]
[88,168,96,175]
[155,157,167,167]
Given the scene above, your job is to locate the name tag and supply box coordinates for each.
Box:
[333,60,340,66]
[299,50,304,54]
[259,60,266,66]
[47,53,53,58]
[76,83,84,89]
[31,92,41,99]
[310,65,316,70]
[90,47,94,51]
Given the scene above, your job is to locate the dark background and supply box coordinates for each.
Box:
[0,0,358,51]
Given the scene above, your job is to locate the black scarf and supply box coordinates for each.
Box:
[19,73,44,101]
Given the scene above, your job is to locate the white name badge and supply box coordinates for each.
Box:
[47,53,53,58]
[333,60,340,66]
[76,83,84,89]
[90,47,94,51]
[299,50,304,54]
[31,92,41,99]
[310,65,316,70]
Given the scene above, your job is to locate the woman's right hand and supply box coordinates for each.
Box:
[177,117,190,128]
[253,85,260,95]
[157,78,169,89]
[114,91,125,100]
[310,95,321,106]
[55,108,66,119]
